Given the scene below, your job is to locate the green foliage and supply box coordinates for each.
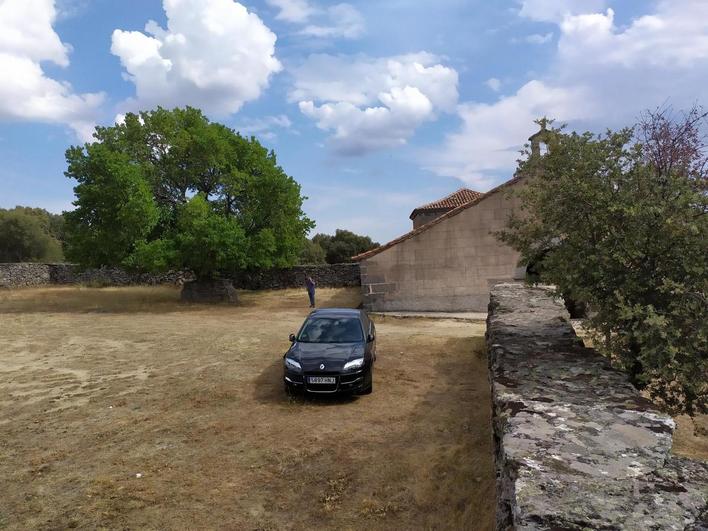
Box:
[499,111,708,416]
[173,195,247,278]
[0,207,64,262]
[64,106,313,276]
[299,239,327,264]
[64,144,160,268]
[312,229,379,264]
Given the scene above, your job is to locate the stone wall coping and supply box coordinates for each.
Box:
[487,282,708,530]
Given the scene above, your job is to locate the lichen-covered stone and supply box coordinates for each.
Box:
[487,283,708,530]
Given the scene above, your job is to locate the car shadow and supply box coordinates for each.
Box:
[253,357,360,406]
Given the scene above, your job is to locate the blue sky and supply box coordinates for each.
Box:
[2,0,707,243]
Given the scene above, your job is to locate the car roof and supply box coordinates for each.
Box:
[308,308,363,319]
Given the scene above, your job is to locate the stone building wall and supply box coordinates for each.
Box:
[358,178,526,312]
[486,283,708,530]
[0,262,359,290]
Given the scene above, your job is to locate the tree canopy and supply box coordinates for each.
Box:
[499,110,708,416]
[64,107,313,279]
[0,207,64,262]
[310,229,379,264]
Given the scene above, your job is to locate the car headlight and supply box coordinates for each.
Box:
[284,357,302,372]
[343,358,364,371]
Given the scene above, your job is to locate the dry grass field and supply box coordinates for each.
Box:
[0,286,494,531]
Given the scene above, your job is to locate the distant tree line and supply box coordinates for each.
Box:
[300,229,379,264]
[0,207,65,262]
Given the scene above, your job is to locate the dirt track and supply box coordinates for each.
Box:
[0,287,494,530]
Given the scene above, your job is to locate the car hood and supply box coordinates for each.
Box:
[287,342,364,372]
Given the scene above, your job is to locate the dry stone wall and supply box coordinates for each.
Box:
[230,264,360,290]
[0,263,360,290]
[487,283,708,530]
[0,263,191,288]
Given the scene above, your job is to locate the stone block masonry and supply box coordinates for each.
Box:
[486,283,708,530]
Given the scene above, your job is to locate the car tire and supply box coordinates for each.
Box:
[359,369,373,395]
[284,382,297,396]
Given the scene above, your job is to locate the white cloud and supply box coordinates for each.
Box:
[430,0,708,189]
[55,0,90,20]
[427,81,593,189]
[300,3,364,39]
[486,78,502,92]
[559,6,708,68]
[267,0,364,39]
[265,0,314,23]
[234,114,292,139]
[0,0,104,141]
[525,32,553,44]
[291,52,458,155]
[517,0,606,23]
[111,0,281,117]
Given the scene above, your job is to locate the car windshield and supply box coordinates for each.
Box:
[298,317,363,343]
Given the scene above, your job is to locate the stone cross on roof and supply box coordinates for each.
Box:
[528,118,552,158]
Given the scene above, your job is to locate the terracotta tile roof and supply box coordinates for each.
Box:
[409,188,483,219]
[352,174,527,261]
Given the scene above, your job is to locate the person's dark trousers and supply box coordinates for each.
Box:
[308,290,315,307]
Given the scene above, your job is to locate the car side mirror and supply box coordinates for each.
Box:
[367,334,375,343]
[289,333,296,342]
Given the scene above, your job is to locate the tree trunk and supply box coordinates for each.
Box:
[180,278,238,303]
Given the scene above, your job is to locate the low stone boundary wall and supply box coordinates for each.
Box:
[486,283,708,530]
[230,263,360,290]
[0,263,360,290]
[0,263,190,288]
[0,263,51,287]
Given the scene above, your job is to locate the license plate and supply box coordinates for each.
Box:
[308,376,336,384]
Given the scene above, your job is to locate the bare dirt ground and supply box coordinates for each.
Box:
[0,286,494,531]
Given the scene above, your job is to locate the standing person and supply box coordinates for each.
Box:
[305,276,316,308]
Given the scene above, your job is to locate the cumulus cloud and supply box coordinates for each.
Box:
[429,0,708,189]
[267,0,364,39]
[0,0,104,140]
[291,52,458,155]
[111,0,281,117]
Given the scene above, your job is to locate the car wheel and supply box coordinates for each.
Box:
[284,382,297,396]
[359,369,373,395]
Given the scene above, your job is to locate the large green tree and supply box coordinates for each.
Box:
[0,207,64,262]
[64,107,313,278]
[312,229,379,264]
[499,111,708,416]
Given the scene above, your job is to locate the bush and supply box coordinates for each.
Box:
[312,229,379,264]
[0,208,63,262]
[499,110,707,416]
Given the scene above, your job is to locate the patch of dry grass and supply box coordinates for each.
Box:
[0,286,494,530]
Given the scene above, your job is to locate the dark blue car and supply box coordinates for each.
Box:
[283,308,376,395]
